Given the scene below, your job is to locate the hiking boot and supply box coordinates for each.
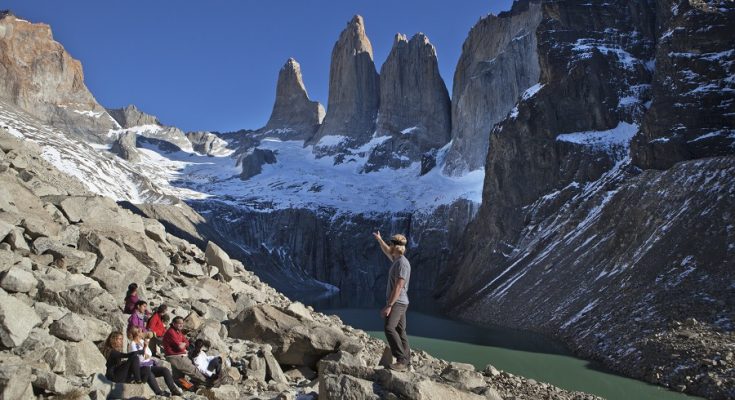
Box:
[389,362,408,372]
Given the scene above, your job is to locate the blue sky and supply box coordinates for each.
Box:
[5,1,514,132]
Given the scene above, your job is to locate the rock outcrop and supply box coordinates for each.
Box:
[442,1,734,399]
[106,104,160,128]
[261,58,325,141]
[442,0,542,175]
[309,15,380,150]
[110,131,140,162]
[631,0,735,169]
[0,12,119,142]
[365,33,451,172]
[186,131,231,156]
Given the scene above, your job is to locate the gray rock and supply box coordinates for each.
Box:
[200,384,240,400]
[310,15,380,148]
[247,353,267,382]
[285,301,314,321]
[443,0,542,175]
[49,312,86,341]
[0,266,37,293]
[0,291,41,347]
[60,196,144,233]
[0,362,34,400]
[263,348,288,383]
[79,233,150,297]
[0,219,12,242]
[3,227,30,253]
[204,241,235,281]
[32,369,75,394]
[441,363,486,390]
[368,33,450,172]
[106,104,160,128]
[376,369,485,400]
[65,339,106,377]
[229,304,347,368]
[110,130,140,163]
[239,148,277,180]
[261,58,324,141]
[13,327,67,373]
[319,374,379,400]
[186,131,231,156]
[143,218,167,243]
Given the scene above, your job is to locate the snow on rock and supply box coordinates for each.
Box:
[555,122,639,149]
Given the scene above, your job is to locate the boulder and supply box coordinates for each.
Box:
[286,301,314,321]
[194,278,237,312]
[110,131,141,163]
[176,261,205,277]
[49,312,86,342]
[0,362,34,400]
[65,339,106,377]
[117,233,170,274]
[319,374,379,400]
[200,384,240,400]
[376,369,486,400]
[143,219,167,243]
[32,369,75,395]
[3,227,30,252]
[184,311,203,331]
[0,266,37,293]
[0,219,13,242]
[204,241,235,281]
[0,291,41,347]
[13,328,67,373]
[440,363,486,390]
[284,366,317,382]
[22,216,62,240]
[32,237,97,273]
[229,305,347,368]
[247,353,267,382]
[60,196,144,233]
[36,269,118,323]
[263,348,288,383]
[79,233,149,297]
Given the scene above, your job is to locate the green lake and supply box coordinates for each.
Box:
[319,308,700,400]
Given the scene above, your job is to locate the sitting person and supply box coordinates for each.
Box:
[127,300,153,339]
[146,304,169,356]
[162,316,207,384]
[123,283,139,314]
[101,331,143,384]
[127,327,182,396]
[189,339,222,383]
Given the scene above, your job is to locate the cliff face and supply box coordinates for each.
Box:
[106,104,160,128]
[366,33,451,172]
[443,1,734,398]
[309,15,380,150]
[631,0,735,169]
[261,58,325,141]
[442,0,543,175]
[0,12,118,142]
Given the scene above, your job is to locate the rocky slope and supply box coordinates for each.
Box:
[259,58,325,141]
[368,33,451,173]
[442,0,542,175]
[0,130,604,400]
[0,11,119,142]
[442,1,734,399]
[309,15,380,150]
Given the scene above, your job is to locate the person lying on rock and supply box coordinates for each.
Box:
[123,283,139,314]
[189,339,223,384]
[128,326,183,396]
[127,300,153,339]
[163,316,208,385]
[373,231,412,372]
[101,331,144,384]
[147,304,169,357]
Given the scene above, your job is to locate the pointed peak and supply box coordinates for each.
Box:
[349,15,365,27]
[394,33,408,44]
[283,58,301,71]
[410,32,431,45]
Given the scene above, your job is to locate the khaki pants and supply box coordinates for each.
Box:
[166,354,207,383]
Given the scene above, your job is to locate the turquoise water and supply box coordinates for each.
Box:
[324,308,699,400]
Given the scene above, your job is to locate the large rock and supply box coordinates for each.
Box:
[239,148,277,180]
[440,363,486,391]
[60,196,145,233]
[79,232,150,296]
[204,241,235,281]
[36,267,118,321]
[32,369,75,395]
[186,131,231,156]
[0,266,37,293]
[376,369,485,400]
[261,58,325,141]
[106,104,160,128]
[110,130,140,162]
[0,361,34,400]
[32,237,97,273]
[369,33,451,172]
[49,312,86,341]
[13,328,67,373]
[0,291,41,347]
[309,15,380,148]
[319,374,379,400]
[229,305,348,368]
[443,0,542,175]
[65,339,106,377]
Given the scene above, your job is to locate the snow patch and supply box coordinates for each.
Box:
[556,122,638,149]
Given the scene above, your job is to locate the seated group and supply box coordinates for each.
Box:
[100,283,224,396]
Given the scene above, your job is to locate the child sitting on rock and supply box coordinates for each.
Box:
[189,339,222,383]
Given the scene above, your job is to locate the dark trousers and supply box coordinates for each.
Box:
[384,303,410,364]
[108,357,141,382]
[141,365,178,394]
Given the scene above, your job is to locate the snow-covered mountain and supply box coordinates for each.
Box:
[1,2,733,398]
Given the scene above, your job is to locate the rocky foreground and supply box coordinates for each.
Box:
[0,131,603,399]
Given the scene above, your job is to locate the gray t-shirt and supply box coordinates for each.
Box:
[386,255,411,305]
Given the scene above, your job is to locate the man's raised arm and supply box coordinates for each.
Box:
[373,231,393,262]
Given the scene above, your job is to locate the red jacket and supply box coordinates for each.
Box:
[162,327,189,356]
[147,313,166,337]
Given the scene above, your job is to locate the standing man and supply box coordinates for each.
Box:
[373,231,411,371]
